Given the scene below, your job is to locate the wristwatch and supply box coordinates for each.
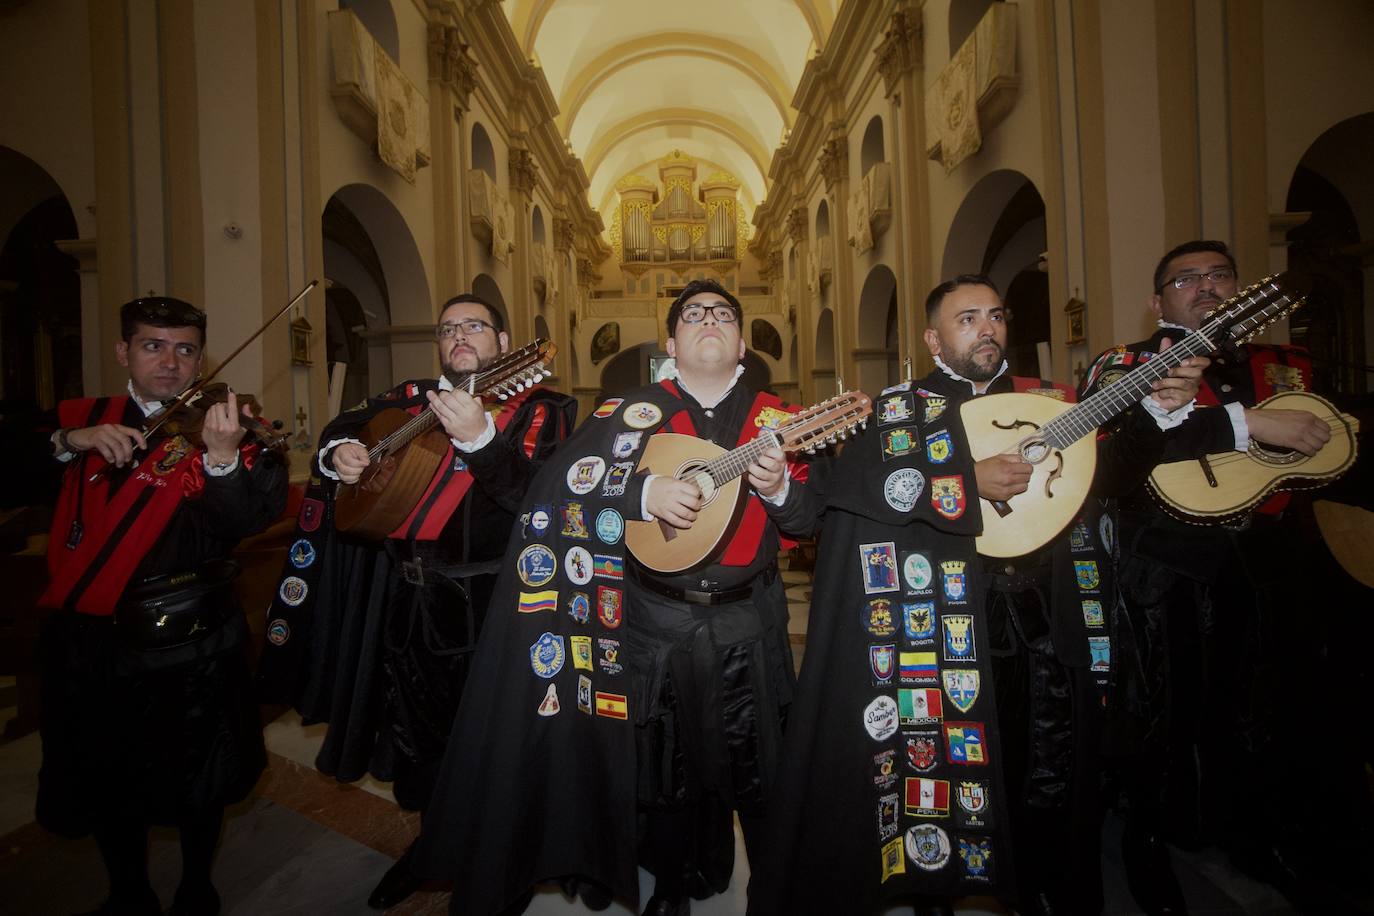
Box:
[54,428,75,456]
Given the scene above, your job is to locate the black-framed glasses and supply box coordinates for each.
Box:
[436,319,497,339]
[678,304,739,325]
[1163,268,1236,291]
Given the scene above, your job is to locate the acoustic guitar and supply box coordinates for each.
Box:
[962,273,1305,558]
[334,339,556,540]
[1147,391,1359,523]
[626,391,873,573]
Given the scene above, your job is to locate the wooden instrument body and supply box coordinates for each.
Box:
[332,407,452,540]
[1148,391,1359,523]
[1313,500,1374,589]
[624,433,746,574]
[960,392,1097,558]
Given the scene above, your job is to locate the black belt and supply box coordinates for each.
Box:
[115,558,240,650]
[630,565,773,606]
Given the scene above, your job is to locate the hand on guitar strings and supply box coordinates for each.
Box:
[646,477,703,530]
[1148,337,1210,412]
[1242,407,1331,456]
[747,444,788,498]
[428,387,490,445]
[331,442,371,484]
[975,453,1032,502]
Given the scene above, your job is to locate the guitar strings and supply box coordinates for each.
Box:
[1162,412,1347,470]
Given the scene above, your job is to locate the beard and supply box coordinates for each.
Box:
[943,340,1005,382]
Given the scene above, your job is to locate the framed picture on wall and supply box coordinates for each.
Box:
[1064,296,1086,346]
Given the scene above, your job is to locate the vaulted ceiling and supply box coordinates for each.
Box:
[503,0,834,225]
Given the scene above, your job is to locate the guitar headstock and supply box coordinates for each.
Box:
[1200,273,1307,348]
[777,391,873,454]
[462,338,557,400]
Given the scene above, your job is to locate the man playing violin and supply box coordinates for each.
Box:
[30,296,287,916]
[257,293,575,911]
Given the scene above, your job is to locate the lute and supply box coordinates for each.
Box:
[626,391,873,573]
[334,339,556,540]
[962,273,1306,557]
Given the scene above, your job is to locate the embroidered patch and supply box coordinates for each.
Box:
[754,405,796,430]
[903,553,934,593]
[597,637,623,676]
[299,497,324,533]
[595,691,628,719]
[564,546,593,585]
[931,475,967,520]
[864,694,900,740]
[944,721,988,765]
[567,591,591,624]
[870,644,896,682]
[567,456,606,495]
[859,542,900,593]
[917,390,948,423]
[529,505,551,535]
[884,468,926,513]
[593,398,623,419]
[611,430,642,458]
[517,544,558,587]
[862,599,898,638]
[595,508,624,544]
[1089,636,1110,672]
[1074,560,1100,591]
[601,461,633,497]
[925,430,954,464]
[537,683,560,717]
[597,586,623,628]
[899,651,939,684]
[154,435,193,475]
[873,748,899,790]
[279,577,308,607]
[570,635,593,671]
[289,539,316,569]
[878,793,901,841]
[1264,362,1305,392]
[942,669,980,713]
[878,394,915,426]
[529,632,565,679]
[881,836,906,883]
[898,687,944,725]
[517,590,557,614]
[905,824,952,871]
[1069,520,1091,551]
[906,730,940,772]
[959,835,994,882]
[882,426,918,461]
[593,553,624,580]
[905,777,951,817]
[577,674,593,714]
[1082,599,1104,627]
[267,618,290,646]
[942,614,976,662]
[956,781,991,828]
[941,560,969,603]
[904,602,937,643]
[622,402,663,429]
[560,502,590,539]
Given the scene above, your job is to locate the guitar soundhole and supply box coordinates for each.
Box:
[1020,439,1050,464]
[676,461,720,506]
[1249,441,1305,466]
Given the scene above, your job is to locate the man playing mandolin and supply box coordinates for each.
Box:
[257,293,575,911]
[408,279,826,916]
[26,296,287,916]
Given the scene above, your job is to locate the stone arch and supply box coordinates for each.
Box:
[471,273,511,334]
[815,198,830,238]
[533,313,551,344]
[860,115,885,176]
[858,264,899,392]
[813,306,836,397]
[339,0,399,61]
[471,122,497,181]
[532,204,546,245]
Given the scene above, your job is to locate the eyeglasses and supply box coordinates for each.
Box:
[436,319,497,339]
[1163,268,1236,291]
[678,304,739,325]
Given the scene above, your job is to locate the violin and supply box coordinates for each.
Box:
[145,381,291,458]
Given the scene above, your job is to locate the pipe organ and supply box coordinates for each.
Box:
[611,150,746,275]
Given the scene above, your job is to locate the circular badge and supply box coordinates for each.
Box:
[267,618,291,646]
[622,402,663,429]
[517,544,557,587]
[567,456,607,495]
[530,507,550,535]
[529,632,566,679]
[903,553,933,591]
[905,824,952,871]
[864,695,899,740]
[862,598,898,638]
[279,576,308,607]
[884,468,926,513]
[595,508,624,545]
[565,546,593,585]
[289,539,317,569]
[568,592,591,624]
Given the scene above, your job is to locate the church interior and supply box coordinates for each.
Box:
[1,0,1372,913]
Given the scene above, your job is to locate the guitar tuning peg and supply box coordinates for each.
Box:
[806,446,815,454]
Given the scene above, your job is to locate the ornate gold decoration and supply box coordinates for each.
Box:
[553,217,575,253]
[786,206,809,243]
[615,173,656,193]
[818,137,849,190]
[701,171,741,189]
[658,148,694,167]
[664,175,693,198]
[508,147,538,195]
[426,23,478,108]
[875,6,924,97]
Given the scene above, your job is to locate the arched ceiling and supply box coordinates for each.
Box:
[504,0,834,229]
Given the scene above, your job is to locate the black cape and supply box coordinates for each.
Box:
[748,383,1014,914]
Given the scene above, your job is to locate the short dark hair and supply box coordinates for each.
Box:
[440,293,505,334]
[120,296,207,343]
[1153,240,1236,293]
[924,274,999,325]
[666,279,743,336]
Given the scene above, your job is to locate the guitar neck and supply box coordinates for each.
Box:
[690,431,781,487]
[366,364,524,462]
